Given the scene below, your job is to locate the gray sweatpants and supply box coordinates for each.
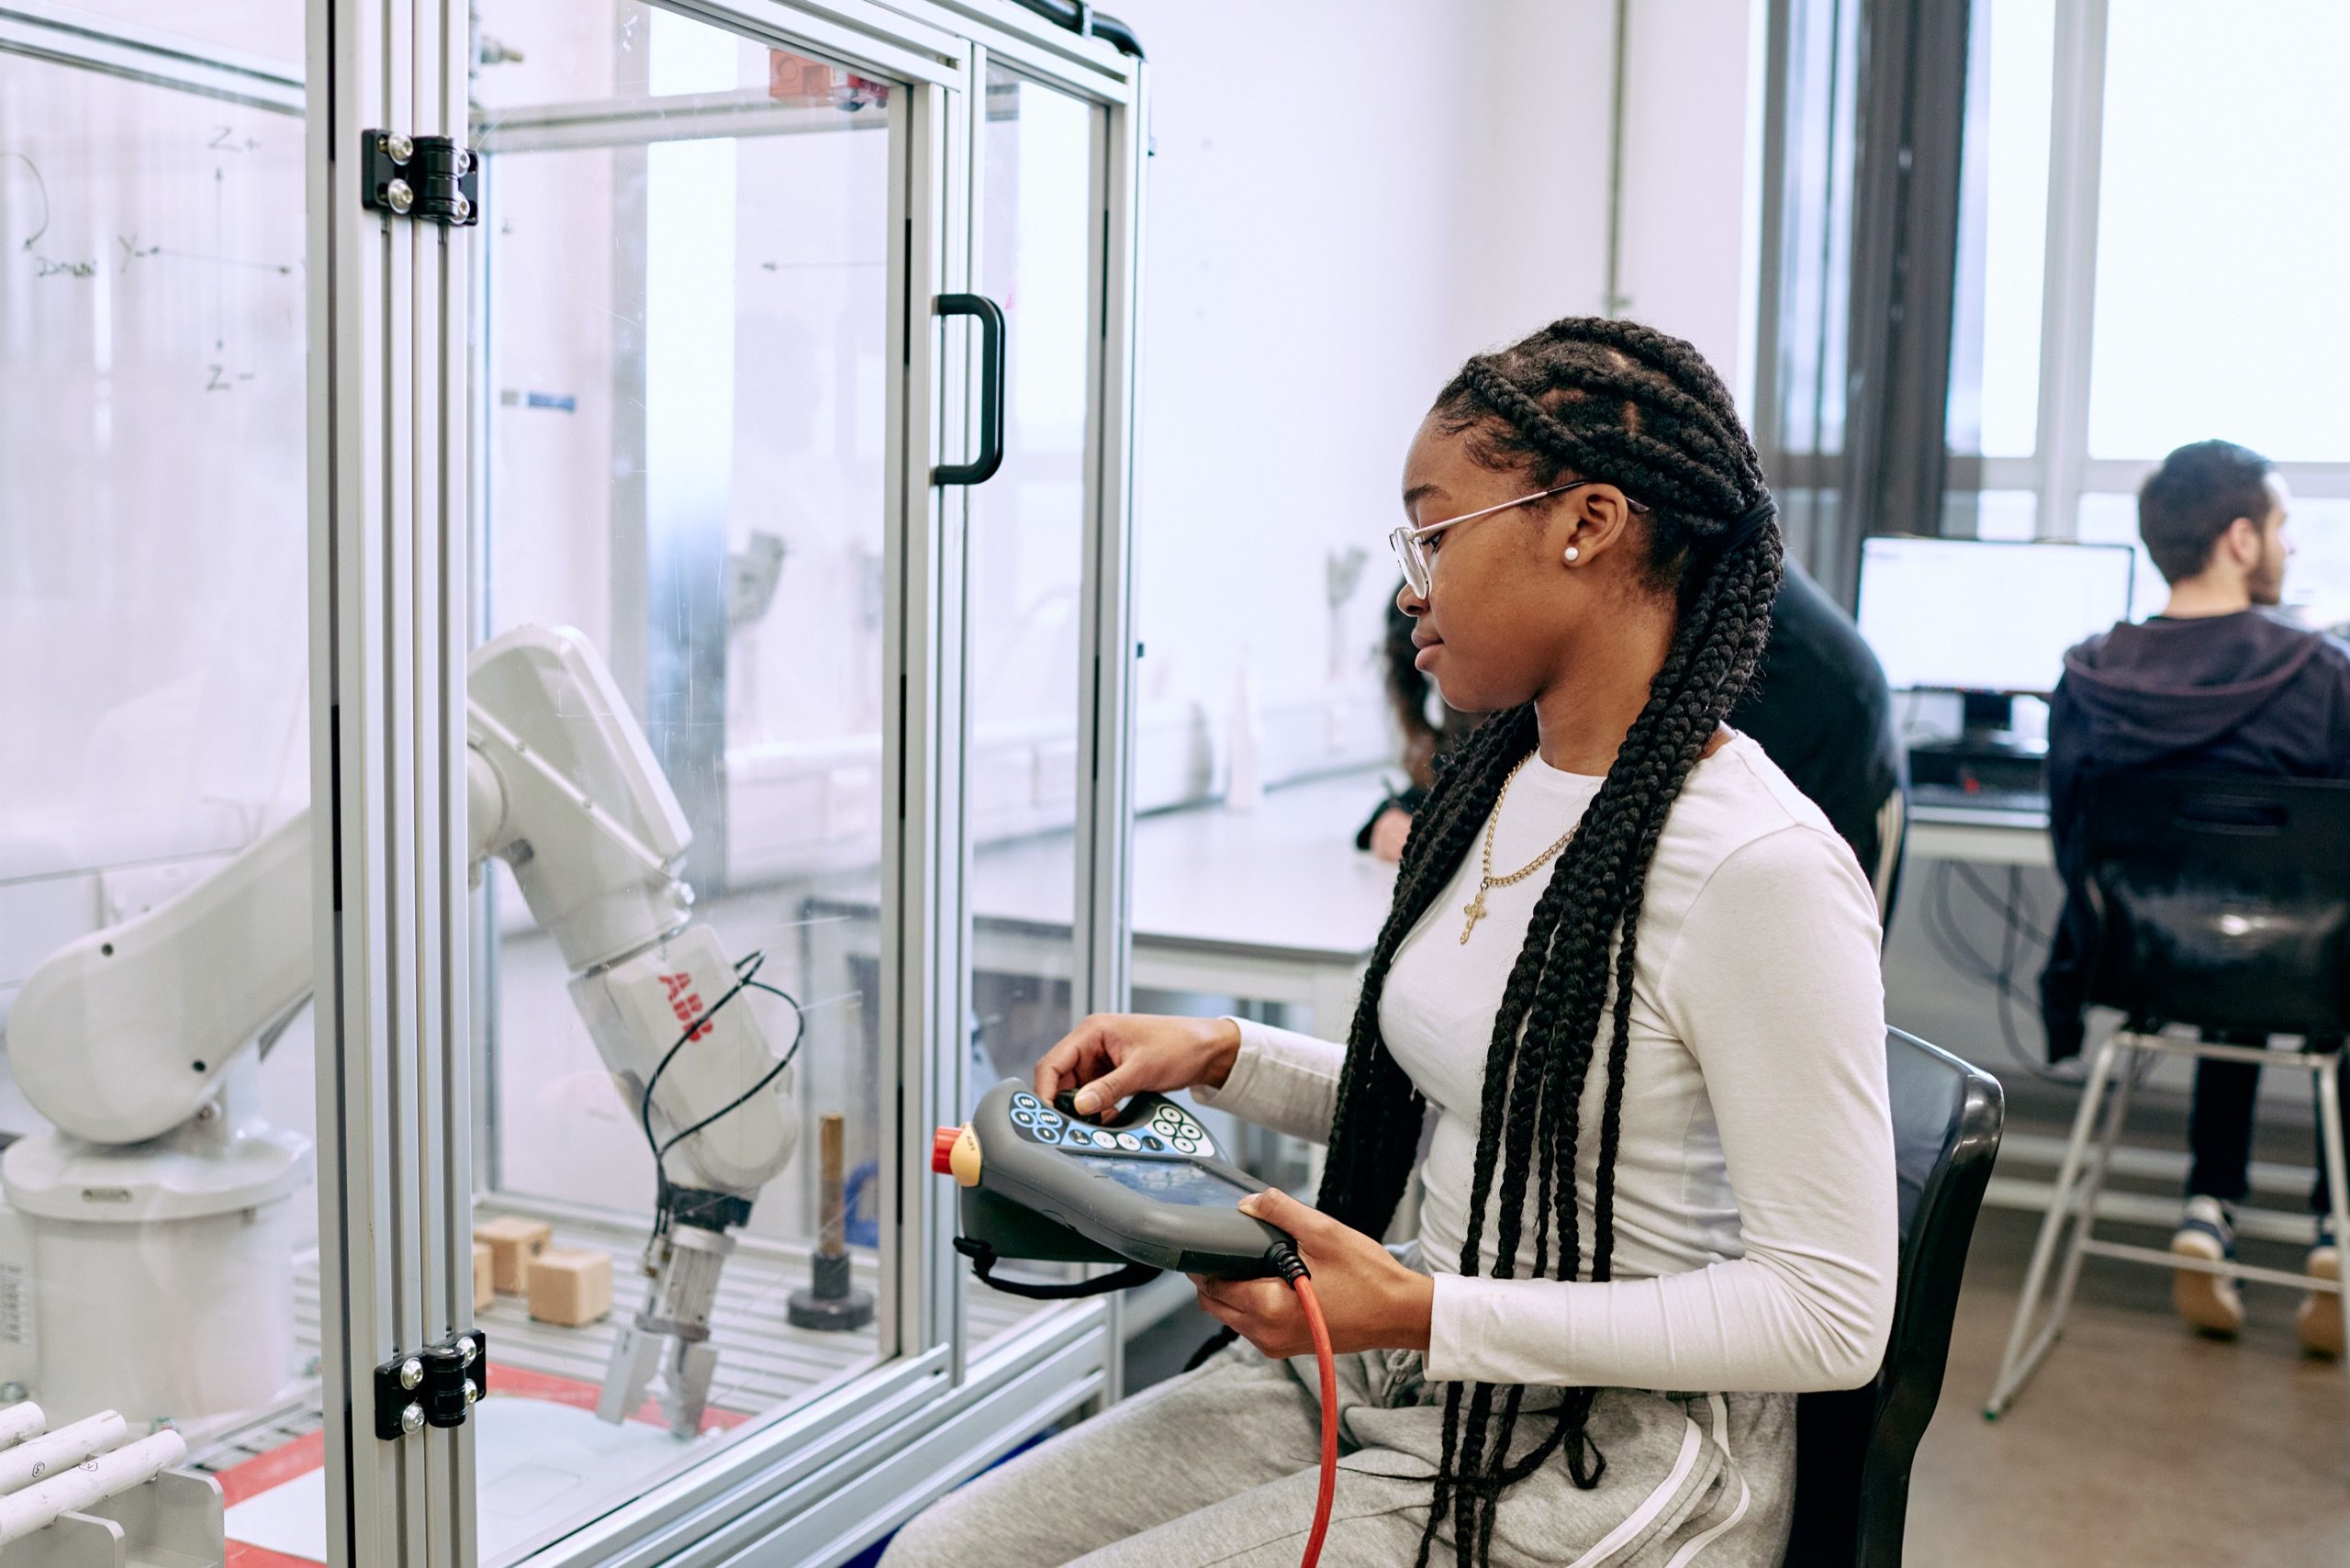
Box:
[881,1334,1795,1568]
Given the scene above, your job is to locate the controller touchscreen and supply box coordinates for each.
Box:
[1095,1157,1255,1207]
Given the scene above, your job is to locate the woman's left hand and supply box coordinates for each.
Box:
[1192,1188,1435,1359]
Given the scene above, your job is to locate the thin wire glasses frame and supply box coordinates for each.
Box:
[1388,480,1650,597]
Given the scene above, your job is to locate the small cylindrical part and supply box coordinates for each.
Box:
[0,1428,186,1545]
[0,1405,44,1450]
[0,1413,127,1495]
[818,1114,847,1258]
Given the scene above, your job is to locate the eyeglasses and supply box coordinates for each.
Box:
[1387,480,1648,598]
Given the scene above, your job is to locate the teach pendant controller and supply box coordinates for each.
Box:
[933,1081,1343,1568]
[934,1081,1290,1291]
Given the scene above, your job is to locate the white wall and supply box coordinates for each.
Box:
[1615,0,1771,411]
[1111,0,1769,804]
[1108,0,1494,799]
[1450,0,1616,354]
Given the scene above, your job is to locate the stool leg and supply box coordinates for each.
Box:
[2043,1040,2139,1332]
[1987,1036,2122,1417]
[2316,1053,2350,1375]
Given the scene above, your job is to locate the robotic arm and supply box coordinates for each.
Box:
[6,623,800,1436]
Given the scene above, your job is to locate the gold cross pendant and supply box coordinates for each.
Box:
[1459,887,1489,944]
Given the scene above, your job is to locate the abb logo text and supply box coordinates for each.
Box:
[662,972,713,1042]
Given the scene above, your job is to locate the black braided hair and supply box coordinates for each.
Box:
[1217,318,1784,1564]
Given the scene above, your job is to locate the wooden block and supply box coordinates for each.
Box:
[526,1248,613,1327]
[473,1216,551,1294]
[472,1241,495,1313]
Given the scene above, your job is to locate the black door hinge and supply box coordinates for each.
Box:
[374,1330,488,1439]
[361,130,480,227]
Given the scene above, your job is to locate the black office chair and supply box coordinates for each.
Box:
[1986,773,2350,1417]
[1785,1027,2003,1568]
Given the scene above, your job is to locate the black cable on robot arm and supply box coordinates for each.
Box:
[654,980,806,1163]
[636,952,806,1172]
[637,950,768,1165]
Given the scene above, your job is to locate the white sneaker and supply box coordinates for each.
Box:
[2170,1195,2245,1337]
[2298,1218,2343,1359]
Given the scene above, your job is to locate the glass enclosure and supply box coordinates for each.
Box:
[466,5,906,1559]
[0,3,326,1551]
[1,1,1145,1562]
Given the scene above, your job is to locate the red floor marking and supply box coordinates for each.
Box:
[226,1544,330,1568]
[208,1370,750,1566]
[214,1430,324,1508]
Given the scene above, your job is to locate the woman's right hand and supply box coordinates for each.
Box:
[1032,1014,1242,1119]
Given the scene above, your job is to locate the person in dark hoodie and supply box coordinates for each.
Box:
[2042,438,2350,1355]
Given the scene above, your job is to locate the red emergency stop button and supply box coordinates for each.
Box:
[933,1126,961,1174]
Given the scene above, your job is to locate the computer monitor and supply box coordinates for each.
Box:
[1856,536,2138,696]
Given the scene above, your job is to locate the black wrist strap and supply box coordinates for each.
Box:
[953,1236,1162,1299]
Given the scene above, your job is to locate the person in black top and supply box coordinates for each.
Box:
[1360,564,1906,930]
[2041,439,2350,1353]
[1356,592,1466,861]
[1728,558,1906,923]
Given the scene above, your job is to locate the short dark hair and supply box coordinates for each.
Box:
[2138,440,2276,584]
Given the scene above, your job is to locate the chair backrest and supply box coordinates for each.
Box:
[1785,1028,2003,1568]
[2081,771,2350,1036]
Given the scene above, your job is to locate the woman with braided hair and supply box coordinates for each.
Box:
[881,318,1895,1568]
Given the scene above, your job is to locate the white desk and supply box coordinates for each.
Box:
[1105,769,1394,1027]
[801,769,1395,1037]
[1905,799,2052,868]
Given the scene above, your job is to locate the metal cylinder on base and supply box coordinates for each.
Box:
[788,1114,873,1332]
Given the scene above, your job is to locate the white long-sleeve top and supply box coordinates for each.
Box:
[1193,731,1897,1394]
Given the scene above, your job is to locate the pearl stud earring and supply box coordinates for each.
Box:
[1563,546,1581,564]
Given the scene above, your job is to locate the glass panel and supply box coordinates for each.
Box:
[2085,488,2350,637]
[2280,496,2350,635]
[2076,491,2177,623]
[962,66,1098,1348]
[2087,2,2350,461]
[1946,0,2052,458]
[965,67,1091,1094]
[1974,488,2038,542]
[1768,0,1863,458]
[472,5,894,1559]
[32,1,299,63]
[0,32,323,1557]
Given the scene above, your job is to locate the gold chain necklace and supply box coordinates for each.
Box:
[1460,753,1578,943]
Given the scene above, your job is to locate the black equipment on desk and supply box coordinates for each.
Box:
[934,1081,1290,1297]
[1906,696,2049,801]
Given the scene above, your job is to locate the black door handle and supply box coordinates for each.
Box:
[934,292,1006,486]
